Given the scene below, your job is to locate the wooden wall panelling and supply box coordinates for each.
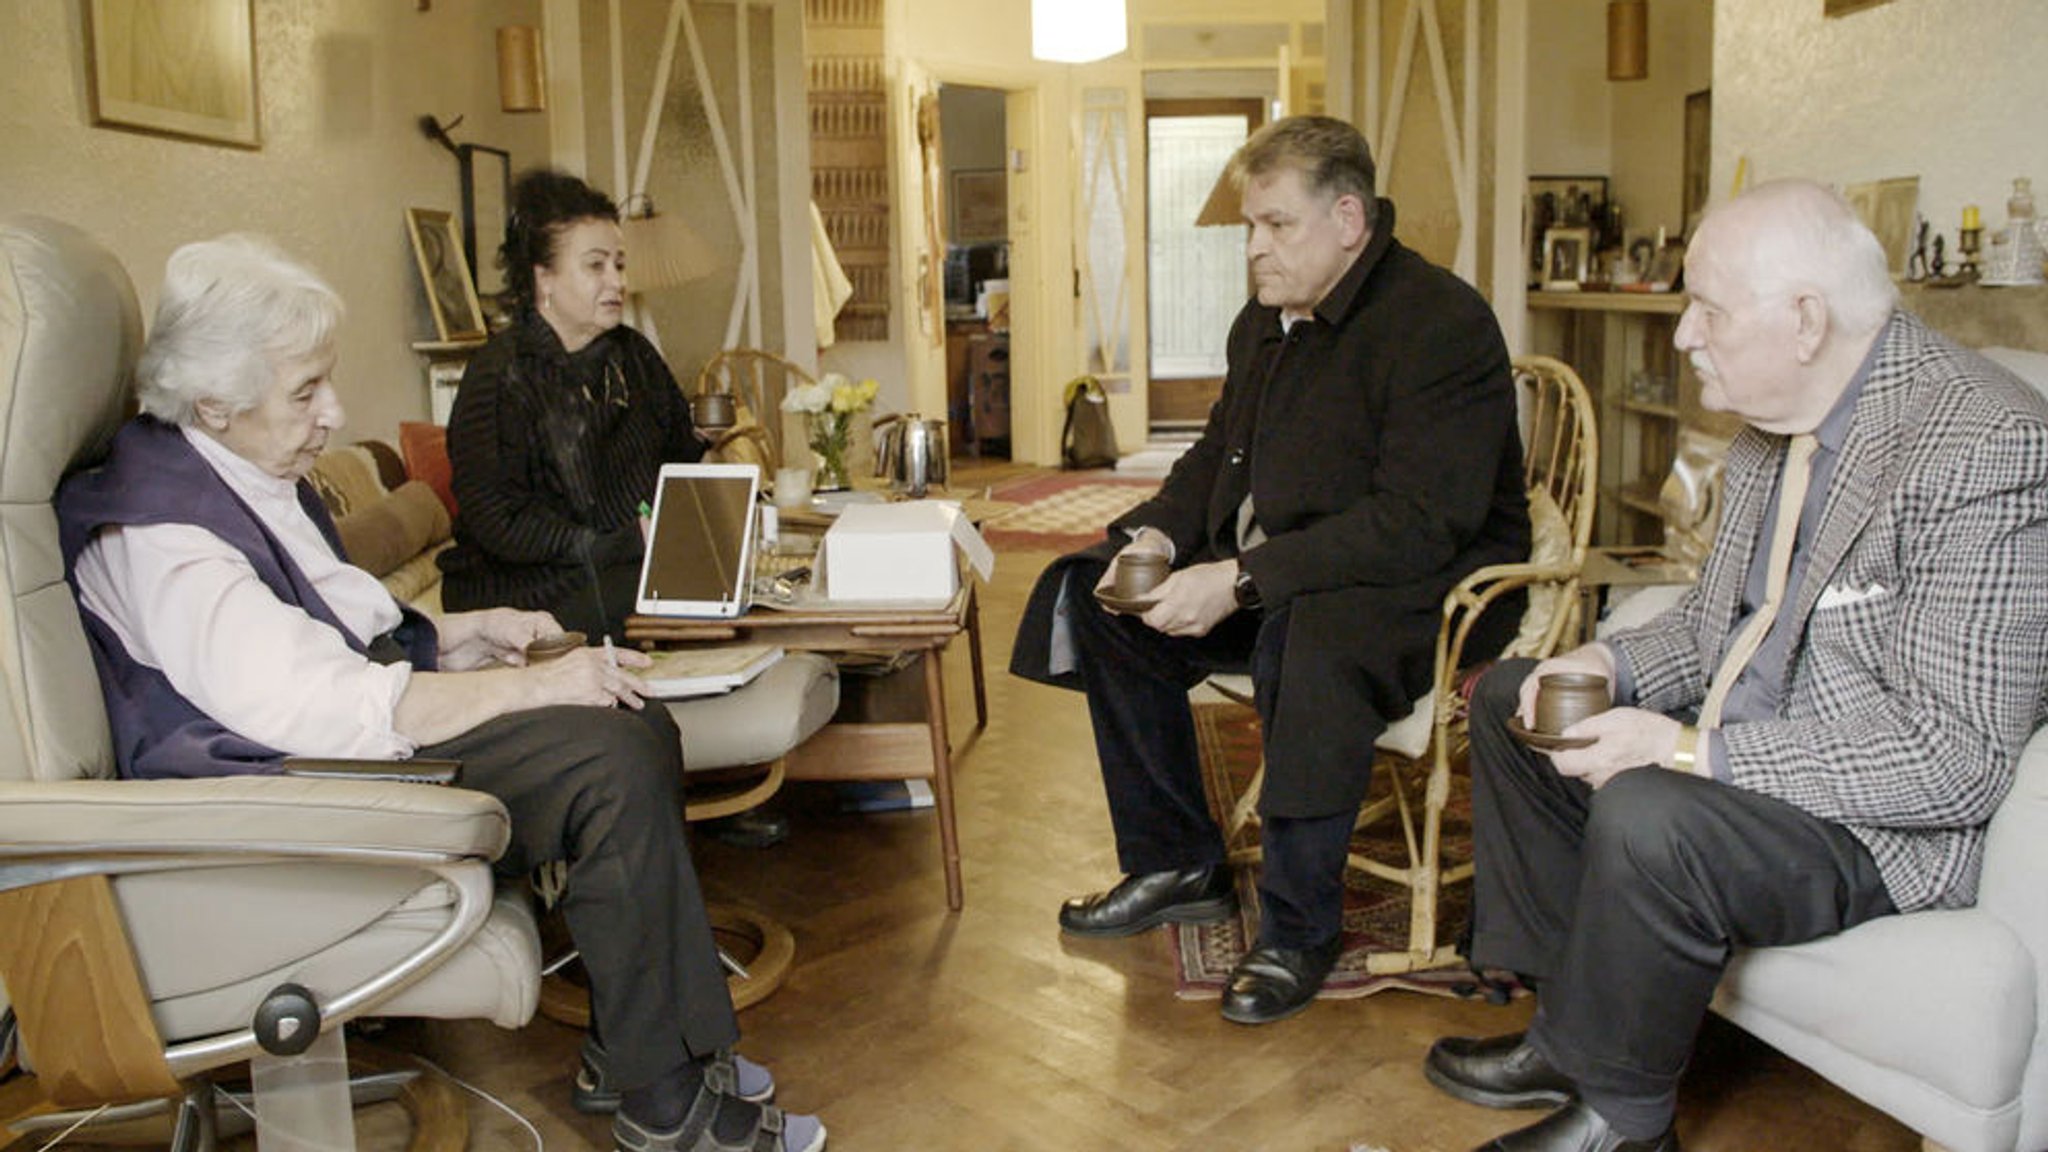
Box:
[805,0,891,343]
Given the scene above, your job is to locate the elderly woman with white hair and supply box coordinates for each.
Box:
[54,234,826,1152]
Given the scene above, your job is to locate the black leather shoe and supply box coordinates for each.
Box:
[1218,936,1342,1025]
[1426,1033,1578,1110]
[1058,865,1236,937]
[1475,1102,1679,1152]
[702,807,790,849]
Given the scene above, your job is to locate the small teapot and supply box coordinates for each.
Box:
[872,412,949,498]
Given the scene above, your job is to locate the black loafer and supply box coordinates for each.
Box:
[1058,865,1236,937]
[702,807,790,849]
[1475,1101,1679,1152]
[1218,936,1342,1025]
[1426,1032,1578,1110]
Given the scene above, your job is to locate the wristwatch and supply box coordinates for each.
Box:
[1233,567,1263,612]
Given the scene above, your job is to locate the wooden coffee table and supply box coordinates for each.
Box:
[626,586,986,910]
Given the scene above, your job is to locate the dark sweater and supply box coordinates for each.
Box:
[438,314,703,633]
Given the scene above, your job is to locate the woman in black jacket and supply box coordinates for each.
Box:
[439,169,704,641]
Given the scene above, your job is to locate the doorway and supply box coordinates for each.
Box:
[938,83,1012,460]
[1144,98,1262,433]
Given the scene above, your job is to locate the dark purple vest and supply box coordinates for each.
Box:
[55,418,438,779]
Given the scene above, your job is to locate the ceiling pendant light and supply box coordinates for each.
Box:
[1607,0,1648,81]
[1032,0,1128,64]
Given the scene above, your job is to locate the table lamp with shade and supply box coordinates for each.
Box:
[618,195,717,353]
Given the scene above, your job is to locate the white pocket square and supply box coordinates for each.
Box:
[1817,581,1890,610]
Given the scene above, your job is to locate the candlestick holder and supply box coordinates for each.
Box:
[1958,225,1984,281]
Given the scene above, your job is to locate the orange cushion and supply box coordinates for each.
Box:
[399,421,456,517]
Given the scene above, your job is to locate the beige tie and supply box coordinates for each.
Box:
[1697,434,1819,729]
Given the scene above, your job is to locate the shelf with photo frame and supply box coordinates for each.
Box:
[1526,291,1740,546]
[411,339,486,425]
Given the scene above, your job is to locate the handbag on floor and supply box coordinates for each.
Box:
[1060,375,1120,470]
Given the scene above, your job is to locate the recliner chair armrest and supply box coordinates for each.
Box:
[1980,723,2048,966]
[0,777,511,863]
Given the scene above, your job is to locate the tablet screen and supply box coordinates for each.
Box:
[636,465,760,616]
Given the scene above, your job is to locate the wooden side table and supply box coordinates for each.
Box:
[1576,546,1698,643]
[626,585,983,910]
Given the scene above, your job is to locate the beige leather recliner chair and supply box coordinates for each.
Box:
[0,216,541,1146]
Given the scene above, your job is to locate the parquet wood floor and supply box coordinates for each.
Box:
[12,462,1925,1151]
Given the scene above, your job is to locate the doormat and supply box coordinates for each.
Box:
[1171,701,1523,1003]
[982,472,1160,552]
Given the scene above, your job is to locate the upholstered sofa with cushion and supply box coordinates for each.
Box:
[307,434,453,613]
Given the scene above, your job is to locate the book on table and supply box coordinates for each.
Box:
[641,644,783,698]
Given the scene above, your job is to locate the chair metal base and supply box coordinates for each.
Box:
[1,1039,468,1151]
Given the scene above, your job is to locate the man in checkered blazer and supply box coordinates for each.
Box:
[1423,180,2048,1152]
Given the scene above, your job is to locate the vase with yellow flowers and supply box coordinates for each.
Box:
[781,372,879,491]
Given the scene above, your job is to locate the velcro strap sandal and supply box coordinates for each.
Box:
[577,1038,776,1113]
[613,1088,825,1152]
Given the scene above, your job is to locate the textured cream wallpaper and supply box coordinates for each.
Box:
[0,0,548,443]
[1714,0,2048,243]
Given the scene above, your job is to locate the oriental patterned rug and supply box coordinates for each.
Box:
[982,472,1160,552]
[1171,702,1521,1002]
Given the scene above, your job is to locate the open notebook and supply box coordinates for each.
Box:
[640,644,783,699]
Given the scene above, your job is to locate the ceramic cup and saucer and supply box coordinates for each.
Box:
[1094,551,1169,615]
[1505,671,1609,751]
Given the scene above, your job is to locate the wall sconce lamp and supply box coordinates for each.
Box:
[1607,0,1648,81]
[497,25,547,112]
[1031,0,1128,64]
[1194,161,1242,228]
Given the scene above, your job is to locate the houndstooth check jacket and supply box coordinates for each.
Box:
[1608,312,2048,912]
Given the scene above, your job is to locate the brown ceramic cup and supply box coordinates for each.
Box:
[1113,551,1170,599]
[1534,672,1610,735]
[524,630,587,664]
[691,392,737,433]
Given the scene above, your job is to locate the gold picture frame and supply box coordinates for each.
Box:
[86,0,261,149]
[405,208,488,343]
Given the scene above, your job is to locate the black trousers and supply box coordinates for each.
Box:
[421,702,737,1091]
[1064,557,1359,949]
[1466,659,1896,1139]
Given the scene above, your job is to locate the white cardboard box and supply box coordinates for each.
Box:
[821,501,995,603]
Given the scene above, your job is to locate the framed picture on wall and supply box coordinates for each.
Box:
[1683,90,1711,234]
[405,208,487,343]
[952,169,1007,244]
[86,0,261,148]
[1527,176,1607,287]
[1542,227,1593,291]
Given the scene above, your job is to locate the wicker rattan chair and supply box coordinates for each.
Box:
[695,348,818,474]
[1215,354,1598,975]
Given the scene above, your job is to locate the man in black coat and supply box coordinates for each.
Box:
[1011,116,1529,1023]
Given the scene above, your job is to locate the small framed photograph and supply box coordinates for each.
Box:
[405,208,487,343]
[1542,227,1593,291]
[1646,242,1686,291]
[1527,176,1608,286]
[86,0,261,149]
[952,169,1007,244]
[1621,230,1662,285]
